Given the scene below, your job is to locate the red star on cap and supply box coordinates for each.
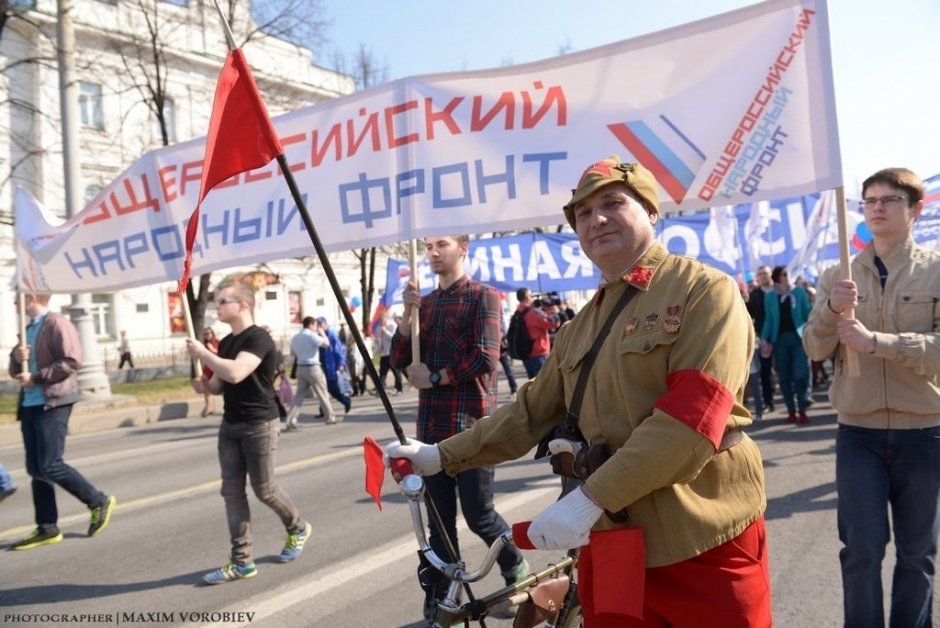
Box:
[578,161,614,186]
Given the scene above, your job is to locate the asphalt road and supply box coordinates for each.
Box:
[0,381,936,627]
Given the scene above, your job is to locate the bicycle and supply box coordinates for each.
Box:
[398,472,583,628]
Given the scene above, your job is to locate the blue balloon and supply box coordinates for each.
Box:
[350,295,362,307]
[855,222,872,242]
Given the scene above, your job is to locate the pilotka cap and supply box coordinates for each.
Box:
[562,156,660,228]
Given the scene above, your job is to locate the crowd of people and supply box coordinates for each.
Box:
[5,162,937,626]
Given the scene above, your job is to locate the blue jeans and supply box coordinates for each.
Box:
[499,352,517,393]
[424,466,524,581]
[325,376,351,410]
[836,424,940,628]
[379,355,403,393]
[523,355,548,379]
[218,419,302,564]
[747,372,763,418]
[0,463,14,493]
[759,354,775,406]
[20,404,108,533]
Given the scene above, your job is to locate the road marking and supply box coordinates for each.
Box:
[199,480,560,628]
[0,447,362,539]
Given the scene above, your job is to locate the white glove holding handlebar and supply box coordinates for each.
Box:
[384,437,442,476]
[527,487,603,550]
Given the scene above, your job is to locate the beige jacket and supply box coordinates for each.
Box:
[439,242,766,568]
[803,237,940,429]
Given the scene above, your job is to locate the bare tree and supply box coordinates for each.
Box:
[107,0,330,335]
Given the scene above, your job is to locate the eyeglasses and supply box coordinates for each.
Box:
[216,298,240,306]
[862,195,907,210]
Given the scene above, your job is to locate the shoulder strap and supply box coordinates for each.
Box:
[564,286,638,432]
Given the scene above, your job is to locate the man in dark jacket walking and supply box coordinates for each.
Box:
[8,292,116,550]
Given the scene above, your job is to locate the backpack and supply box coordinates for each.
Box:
[507,308,533,360]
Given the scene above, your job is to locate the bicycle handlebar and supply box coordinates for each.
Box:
[399,473,531,583]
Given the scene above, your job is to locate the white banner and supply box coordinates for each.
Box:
[15,0,840,293]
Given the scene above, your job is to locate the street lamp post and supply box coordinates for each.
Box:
[57,0,111,400]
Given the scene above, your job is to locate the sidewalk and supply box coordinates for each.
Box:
[0,394,206,447]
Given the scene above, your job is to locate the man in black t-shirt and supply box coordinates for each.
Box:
[187,283,311,585]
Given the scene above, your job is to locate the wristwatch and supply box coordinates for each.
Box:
[428,370,442,387]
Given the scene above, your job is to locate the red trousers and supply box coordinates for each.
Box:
[578,517,772,627]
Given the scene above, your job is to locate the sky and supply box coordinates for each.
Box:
[318,0,940,193]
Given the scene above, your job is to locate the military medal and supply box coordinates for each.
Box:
[644,312,659,330]
[624,317,637,335]
[664,304,682,333]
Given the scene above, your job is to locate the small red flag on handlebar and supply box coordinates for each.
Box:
[362,436,385,510]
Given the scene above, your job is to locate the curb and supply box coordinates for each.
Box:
[0,397,205,448]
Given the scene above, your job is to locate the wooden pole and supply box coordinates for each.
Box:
[180,292,203,376]
[835,186,860,377]
[409,240,420,360]
[18,292,27,369]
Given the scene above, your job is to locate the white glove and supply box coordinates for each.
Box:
[527,487,603,550]
[384,437,442,476]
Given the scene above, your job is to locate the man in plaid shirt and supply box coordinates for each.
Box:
[391,234,527,616]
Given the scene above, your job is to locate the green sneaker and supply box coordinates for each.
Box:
[278,521,312,562]
[505,558,531,588]
[202,561,258,585]
[12,527,64,551]
[88,495,116,536]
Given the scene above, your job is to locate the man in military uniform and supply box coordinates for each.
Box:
[388,157,770,626]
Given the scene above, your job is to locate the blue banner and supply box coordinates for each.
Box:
[377,181,940,304]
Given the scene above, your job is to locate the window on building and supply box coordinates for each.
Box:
[154,97,177,143]
[91,294,115,337]
[160,0,189,5]
[79,82,103,129]
[289,291,302,324]
[10,0,37,8]
[136,303,149,313]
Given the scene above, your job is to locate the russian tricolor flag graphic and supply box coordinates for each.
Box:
[925,173,940,206]
[608,115,706,204]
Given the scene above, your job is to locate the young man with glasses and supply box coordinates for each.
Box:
[804,167,940,627]
[186,284,311,584]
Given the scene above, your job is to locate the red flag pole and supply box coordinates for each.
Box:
[273,154,408,445]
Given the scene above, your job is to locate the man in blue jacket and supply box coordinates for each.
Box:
[318,316,351,415]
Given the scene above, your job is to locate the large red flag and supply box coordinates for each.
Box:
[177,48,284,293]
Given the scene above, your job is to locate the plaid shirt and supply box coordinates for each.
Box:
[390,275,501,444]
